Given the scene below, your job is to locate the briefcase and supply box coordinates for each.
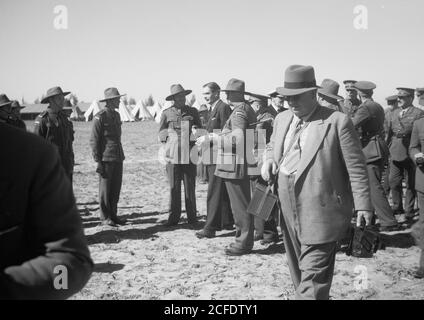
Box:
[247,182,278,221]
[362,136,389,164]
[345,225,384,258]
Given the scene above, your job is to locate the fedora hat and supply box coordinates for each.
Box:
[0,94,12,108]
[276,65,320,97]
[396,87,415,97]
[11,100,26,109]
[165,84,192,101]
[99,87,126,102]
[318,79,343,100]
[221,78,249,94]
[41,86,71,104]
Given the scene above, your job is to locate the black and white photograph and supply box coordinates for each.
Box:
[1,0,424,305]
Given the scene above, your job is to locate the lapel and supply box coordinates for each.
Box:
[275,112,293,163]
[295,107,330,185]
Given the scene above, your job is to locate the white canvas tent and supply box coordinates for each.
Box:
[118,101,135,122]
[131,100,153,121]
[70,105,85,121]
[84,100,102,122]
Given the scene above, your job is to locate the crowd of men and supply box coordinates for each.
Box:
[1,64,424,299]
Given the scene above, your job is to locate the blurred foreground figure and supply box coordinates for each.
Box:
[0,123,93,299]
[90,88,126,227]
[409,117,424,278]
[262,65,373,299]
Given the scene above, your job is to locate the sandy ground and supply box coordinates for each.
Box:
[27,121,424,300]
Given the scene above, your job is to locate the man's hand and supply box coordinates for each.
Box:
[96,162,106,178]
[261,159,278,183]
[356,210,374,227]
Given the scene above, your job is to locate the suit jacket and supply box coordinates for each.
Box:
[409,117,424,193]
[0,123,93,299]
[215,101,257,179]
[386,106,424,162]
[265,106,372,244]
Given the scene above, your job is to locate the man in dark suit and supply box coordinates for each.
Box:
[351,81,400,231]
[195,82,234,238]
[262,65,372,299]
[0,122,93,299]
[409,117,424,278]
[205,78,257,255]
[386,88,424,219]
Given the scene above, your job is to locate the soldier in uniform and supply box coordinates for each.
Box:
[342,80,361,118]
[269,91,287,114]
[10,101,27,131]
[351,81,400,231]
[34,87,75,184]
[409,117,424,278]
[386,88,424,219]
[195,82,234,239]
[206,78,257,256]
[317,79,345,112]
[159,84,202,227]
[247,93,279,244]
[382,95,399,194]
[90,88,126,227]
[0,122,93,299]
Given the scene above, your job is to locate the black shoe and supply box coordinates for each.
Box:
[379,224,403,232]
[224,246,252,256]
[162,221,178,227]
[112,217,127,226]
[414,268,424,279]
[195,229,216,239]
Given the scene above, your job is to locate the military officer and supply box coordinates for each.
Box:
[0,94,15,126]
[352,81,400,231]
[342,80,361,118]
[90,88,126,227]
[34,86,75,183]
[10,101,27,131]
[317,79,345,112]
[269,91,287,114]
[195,82,234,239]
[206,78,257,256]
[247,93,279,244]
[159,84,202,227]
[382,95,399,194]
[0,122,93,299]
[386,88,424,219]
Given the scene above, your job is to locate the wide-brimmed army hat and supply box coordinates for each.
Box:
[385,95,398,103]
[354,81,377,93]
[220,78,249,94]
[11,100,26,109]
[0,94,12,108]
[343,80,357,91]
[99,87,126,102]
[318,79,343,100]
[41,86,71,104]
[248,92,269,103]
[165,84,192,101]
[396,87,415,97]
[276,65,320,97]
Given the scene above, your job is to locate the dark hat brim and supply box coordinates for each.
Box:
[276,86,319,97]
[0,102,12,108]
[40,91,71,103]
[99,94,126,103]
[165,90,192,101]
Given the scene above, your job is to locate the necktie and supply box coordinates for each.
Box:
[282,119,304,174]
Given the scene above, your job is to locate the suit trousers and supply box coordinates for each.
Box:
[389,158,416,215]
[203,165,234,232]
[223,177,254,250]
[277,173,337,300]
[99,161,123,221]
[367,160,398,227]
[166,163,197,224]
[250,179,279,241]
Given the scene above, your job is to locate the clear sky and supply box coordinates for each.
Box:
[0,0,423,105]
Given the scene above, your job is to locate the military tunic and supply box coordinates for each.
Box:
[343,97,361,118]
[159,105,202,225]
[89,108,125,222]
[34,109,75,182]
[386,106,424,215]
